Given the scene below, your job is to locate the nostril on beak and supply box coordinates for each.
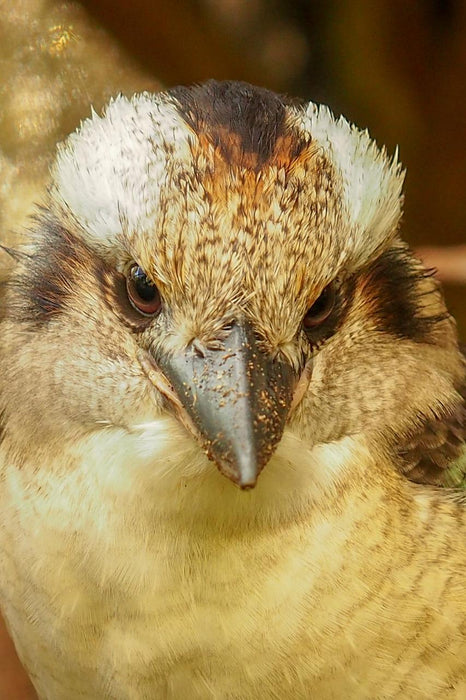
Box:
[221,321,234,333]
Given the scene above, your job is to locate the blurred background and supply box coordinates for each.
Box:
[0,1,465,696]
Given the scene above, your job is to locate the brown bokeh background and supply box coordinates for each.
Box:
[0,1,465,697]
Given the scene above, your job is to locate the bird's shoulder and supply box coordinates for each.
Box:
[398,349,466,489]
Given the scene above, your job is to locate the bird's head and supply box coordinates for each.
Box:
[1,81,463,492]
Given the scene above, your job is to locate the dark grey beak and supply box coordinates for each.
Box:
[153,321,295,488]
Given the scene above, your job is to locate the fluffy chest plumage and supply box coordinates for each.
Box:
[0,429,464,699]
[2,505,380,700]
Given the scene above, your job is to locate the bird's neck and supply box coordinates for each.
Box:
[4,420,429,546]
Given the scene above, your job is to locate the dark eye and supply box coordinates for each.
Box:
[303,283,336,329]
[126,265,162,316]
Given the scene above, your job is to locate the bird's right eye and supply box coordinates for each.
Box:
[126,265,162,316]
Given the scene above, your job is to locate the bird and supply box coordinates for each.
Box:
[0,79,465,699]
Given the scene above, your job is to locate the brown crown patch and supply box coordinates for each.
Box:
[171,80,310,173]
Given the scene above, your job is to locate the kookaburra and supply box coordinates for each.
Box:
[0,81,465,699]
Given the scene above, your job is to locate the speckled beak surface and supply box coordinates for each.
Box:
[154,321,295,488]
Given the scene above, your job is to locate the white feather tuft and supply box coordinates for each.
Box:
[303,103,405,269]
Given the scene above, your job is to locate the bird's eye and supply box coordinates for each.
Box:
[303,283,336,329]
[126,265,162,316]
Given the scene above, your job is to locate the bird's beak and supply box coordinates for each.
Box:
[149,321,297,488]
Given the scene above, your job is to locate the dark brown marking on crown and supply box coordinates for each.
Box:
[170,80,310,172]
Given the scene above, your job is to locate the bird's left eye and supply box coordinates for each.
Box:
[303,283,336,328]
[126,265,162,316]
